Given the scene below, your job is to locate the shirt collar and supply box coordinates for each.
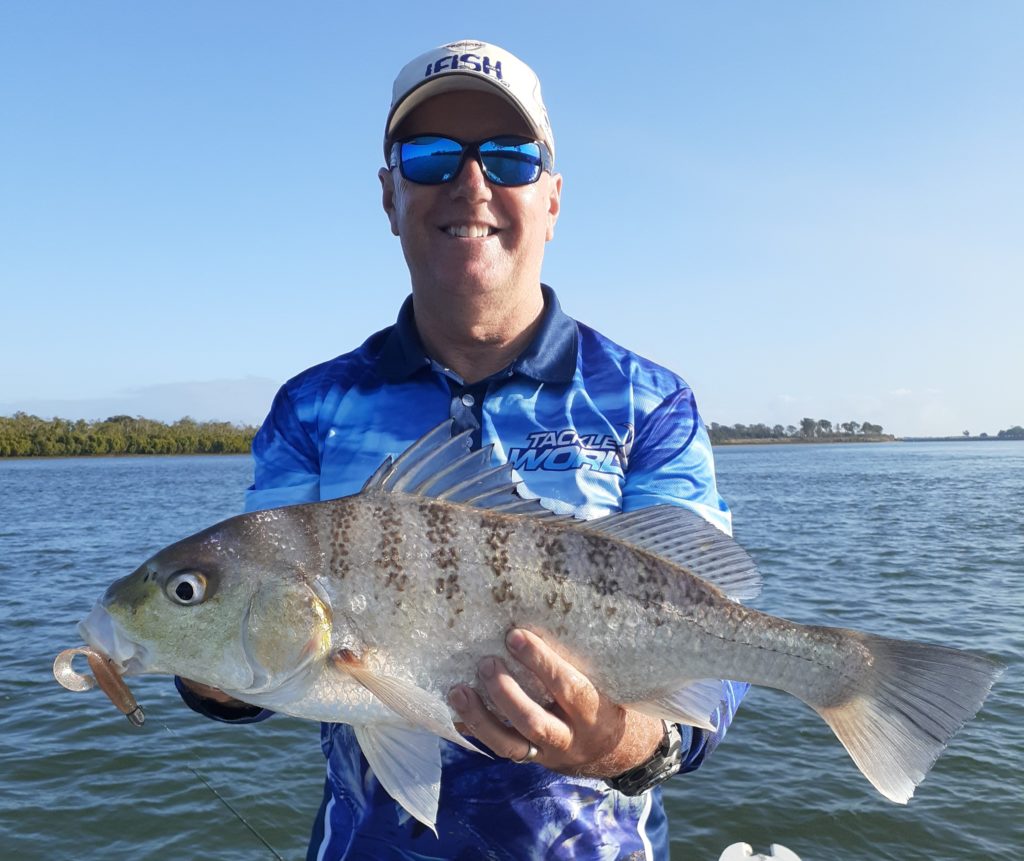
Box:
[377,284,578,384]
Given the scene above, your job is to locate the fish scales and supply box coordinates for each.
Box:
[312,492,868,712]
[64,421,1002,829]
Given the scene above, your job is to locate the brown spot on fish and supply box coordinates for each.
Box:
[483,520,513,578]
[543,589,573,615]
[376,546,402,568]
[538,535,565,556]
[492,579,515,604]
[432,546,459,571]
[636,555,668,587]
[540,557,567,583]
[424,502,457,546]
[435,573,461,600]
[328,503,358,579]
[374,501,406,588]
[536,534,569,583]
[374,504,404,562]
[385,569,409,592]
[584,534,615,568]
[593,574,620,597]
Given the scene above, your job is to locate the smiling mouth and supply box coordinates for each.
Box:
[443,225,498,238]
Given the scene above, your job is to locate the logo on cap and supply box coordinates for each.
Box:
[424,52,503,81]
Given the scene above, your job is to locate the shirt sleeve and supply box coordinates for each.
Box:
[244,384,322,512]
[621,386,731,535]
[620,385,749,773]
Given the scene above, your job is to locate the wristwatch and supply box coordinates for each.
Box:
[605,721,683,796]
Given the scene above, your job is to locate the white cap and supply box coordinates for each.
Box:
[385,40,555,162]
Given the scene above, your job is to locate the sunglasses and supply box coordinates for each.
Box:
[388,134,553,187]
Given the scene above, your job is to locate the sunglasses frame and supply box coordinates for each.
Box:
[388,133,553,187]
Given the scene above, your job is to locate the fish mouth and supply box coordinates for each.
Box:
[78,604,149,675]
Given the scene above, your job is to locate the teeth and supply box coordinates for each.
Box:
[445,225,494,238]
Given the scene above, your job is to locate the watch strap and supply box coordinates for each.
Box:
[605,720,683,796]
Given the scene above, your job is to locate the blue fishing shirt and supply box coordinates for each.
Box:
[181,285,747,860]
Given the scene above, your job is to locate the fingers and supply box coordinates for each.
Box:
[481,653,571,750]
[449,630,670,778]
[505,629,600,720]
[447,628,610,771]
[448,682,539,762]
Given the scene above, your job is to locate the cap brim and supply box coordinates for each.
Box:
[384,73,546,155]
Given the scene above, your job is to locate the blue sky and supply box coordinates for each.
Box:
[2,2,1021,436]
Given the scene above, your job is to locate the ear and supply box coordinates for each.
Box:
[379,167,400,236]
[545,173,563,242]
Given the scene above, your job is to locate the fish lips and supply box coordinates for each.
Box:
[78,604,149,674]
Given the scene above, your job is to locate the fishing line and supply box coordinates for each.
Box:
[158,718,286,861]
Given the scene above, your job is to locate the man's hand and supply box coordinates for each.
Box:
[447,628,664,779]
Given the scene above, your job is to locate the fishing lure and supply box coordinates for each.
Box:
[53,646,145,726]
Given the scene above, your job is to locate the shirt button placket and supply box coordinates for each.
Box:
[450,384,485,448]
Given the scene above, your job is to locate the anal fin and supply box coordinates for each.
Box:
[353,723,443,834]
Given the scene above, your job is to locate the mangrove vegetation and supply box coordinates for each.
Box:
[0,413,256,457]
[709,418,890,444]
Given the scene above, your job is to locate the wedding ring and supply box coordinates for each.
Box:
[511,742,539,764]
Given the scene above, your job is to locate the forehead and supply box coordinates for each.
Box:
[394,90,533,141]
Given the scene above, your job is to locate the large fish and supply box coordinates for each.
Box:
[64,422,1000,830]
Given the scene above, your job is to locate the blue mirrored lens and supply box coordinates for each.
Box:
[479,138,543,186]
[398,136,544,186]
[399,136,464,184]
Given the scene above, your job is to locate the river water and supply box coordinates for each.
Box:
[1,442,1020,860]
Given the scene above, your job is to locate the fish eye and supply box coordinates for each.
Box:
[166,571,207,605]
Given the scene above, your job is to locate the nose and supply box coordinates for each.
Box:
[448,153,492,202]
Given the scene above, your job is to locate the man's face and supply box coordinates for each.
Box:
[379,90,562,307]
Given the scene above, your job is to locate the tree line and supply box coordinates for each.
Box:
[0,413,257,457]
[709,418,887,444]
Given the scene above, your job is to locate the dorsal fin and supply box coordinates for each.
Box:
[360,421,464,494]
[358,424,759,600]
[359,421,556,517]
[574,506,761,601]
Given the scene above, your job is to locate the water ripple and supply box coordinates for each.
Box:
[2,444,1021,859]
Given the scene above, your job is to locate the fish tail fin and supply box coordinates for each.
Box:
[815,632,1001,804]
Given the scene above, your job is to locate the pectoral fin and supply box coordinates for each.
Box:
[332,650,486,755]
[353,723,442,833]
[628,679,723,731]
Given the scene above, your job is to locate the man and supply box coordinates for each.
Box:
[179,40,746,860]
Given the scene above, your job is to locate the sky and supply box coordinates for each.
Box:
[2,2,1021,437]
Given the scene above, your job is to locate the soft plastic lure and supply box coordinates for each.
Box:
[53,646,145,726]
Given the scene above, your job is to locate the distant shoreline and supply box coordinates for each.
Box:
[0,451,252,461]
[714,436,893,446]
[714,435,1021,445]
